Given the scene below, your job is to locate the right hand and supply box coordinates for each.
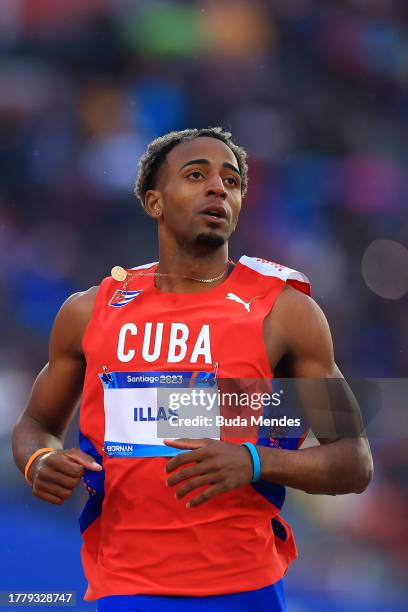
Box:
[30,448,103,505]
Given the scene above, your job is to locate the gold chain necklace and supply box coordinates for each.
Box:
[111,264,229,290]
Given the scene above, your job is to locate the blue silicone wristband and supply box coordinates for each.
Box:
[241,442,261,482]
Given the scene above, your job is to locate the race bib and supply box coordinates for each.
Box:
[100,370,219,457]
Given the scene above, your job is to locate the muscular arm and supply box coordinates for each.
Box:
[259,285,374,495]
[166,285,373,507]
[12,287,101,504]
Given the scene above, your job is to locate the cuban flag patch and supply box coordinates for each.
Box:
[109,289,142,308]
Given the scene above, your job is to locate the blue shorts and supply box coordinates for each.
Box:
[97,579,286,611]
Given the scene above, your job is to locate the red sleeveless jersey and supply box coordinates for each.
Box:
[79,255,310,601]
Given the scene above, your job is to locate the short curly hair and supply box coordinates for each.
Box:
[134,127,248,209]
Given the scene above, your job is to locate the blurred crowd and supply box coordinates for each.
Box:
[1,1,407,610]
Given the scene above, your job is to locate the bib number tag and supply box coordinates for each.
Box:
[100,371,218,457]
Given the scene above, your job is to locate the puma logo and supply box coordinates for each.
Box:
[226,292,259,312]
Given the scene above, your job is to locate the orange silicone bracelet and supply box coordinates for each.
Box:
[24,447,56,485]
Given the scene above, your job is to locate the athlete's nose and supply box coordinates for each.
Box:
[206,176,227,199]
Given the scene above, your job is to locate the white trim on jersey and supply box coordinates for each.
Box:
[239,255,310,287]
[129,261,158,270]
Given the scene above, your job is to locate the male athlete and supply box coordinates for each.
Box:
[13,127,373,611]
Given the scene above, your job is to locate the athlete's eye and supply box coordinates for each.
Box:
[187,171,204,180]
[224,176,239,187]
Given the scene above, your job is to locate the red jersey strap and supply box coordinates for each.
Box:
[82,263,157,354]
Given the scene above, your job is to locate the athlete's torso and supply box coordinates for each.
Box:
[79,256,310,600]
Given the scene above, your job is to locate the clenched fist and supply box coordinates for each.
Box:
[29,448,102,505]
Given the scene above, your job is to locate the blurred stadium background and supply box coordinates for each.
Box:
[1,1,407,610]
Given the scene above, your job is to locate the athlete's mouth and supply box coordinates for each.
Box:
[200,205,228,222]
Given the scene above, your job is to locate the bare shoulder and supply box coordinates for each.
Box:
[57,285,99,329]
[271,283,327,328]
[50,286,99,358]
[62,286,99,316]
[265,284,335,371]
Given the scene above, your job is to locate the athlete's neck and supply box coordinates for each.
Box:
[156,244,232,293]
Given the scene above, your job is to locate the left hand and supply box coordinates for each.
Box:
[164,438,254,508]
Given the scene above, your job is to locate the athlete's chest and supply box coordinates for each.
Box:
[86,288,271,375]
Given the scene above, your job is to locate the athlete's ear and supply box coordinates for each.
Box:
[144,190,162,219]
